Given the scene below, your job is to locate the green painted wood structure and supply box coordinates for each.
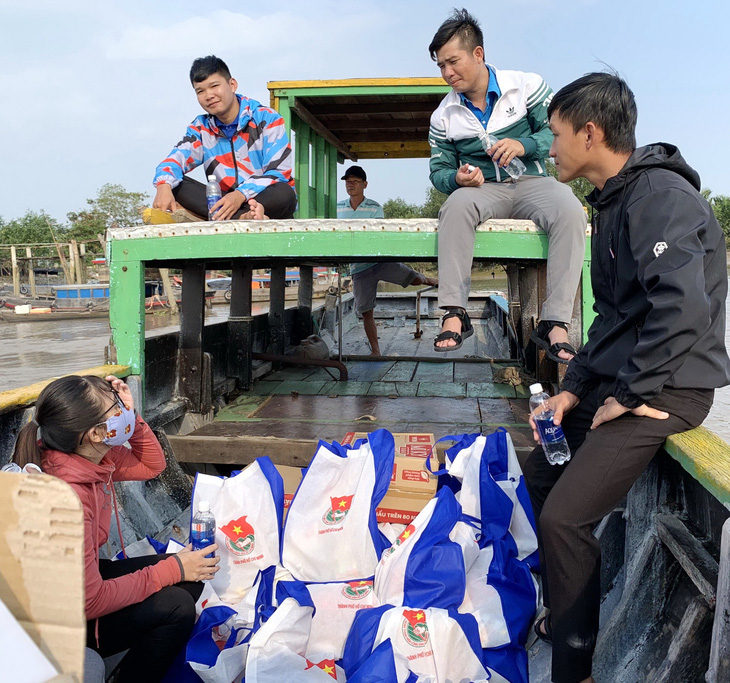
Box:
[108,218,592,381]
[267,78,450,218]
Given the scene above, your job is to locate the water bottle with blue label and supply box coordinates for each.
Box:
[529,383,571,465]
[191,500,216,559]
[205,175,222,221]
[481,133,526,180]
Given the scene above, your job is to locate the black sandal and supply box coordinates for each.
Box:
[534,614,553,644]
[530,320,577,365]
[434,308,474,352]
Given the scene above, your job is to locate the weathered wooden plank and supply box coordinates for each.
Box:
[707,517,730,682]
[380,361,417,382]
[417,382,467,398]
[655,513,719,608]
[454,362,494,383]
[345,361,394,382]
[413,362,453,383]
[663,426,730,506]
[272,380,331,395]
[318,381,373,396]
[467,383,516,398]
[167,434,319,466]
[652,597,713,682]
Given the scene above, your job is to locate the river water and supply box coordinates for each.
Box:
[2,286,730,442]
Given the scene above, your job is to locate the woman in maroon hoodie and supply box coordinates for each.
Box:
[12,374,220,682]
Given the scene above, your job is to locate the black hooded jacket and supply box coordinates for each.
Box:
[562,143,730,408]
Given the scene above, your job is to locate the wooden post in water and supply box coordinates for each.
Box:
[269,265,286,355]
[177,262,206,412]
[227,260,253,389]
[67,243,76,284]
[70,240,84,284]
[25,247,36,298]
[10,246,20,297]
[297,265,314,342]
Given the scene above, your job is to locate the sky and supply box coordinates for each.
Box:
[1,0,728,224]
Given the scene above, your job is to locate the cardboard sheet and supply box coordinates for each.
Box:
[0,472,86,681]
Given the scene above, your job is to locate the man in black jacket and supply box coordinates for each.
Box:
[523,73,730,683]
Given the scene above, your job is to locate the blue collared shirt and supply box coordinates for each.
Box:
[459,66,501,129]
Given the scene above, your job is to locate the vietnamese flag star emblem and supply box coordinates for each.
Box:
[403,609,426,627]
[305,658,337,679]
[219,516,255,542]
[330,495,353,512]
[395,523,416,546]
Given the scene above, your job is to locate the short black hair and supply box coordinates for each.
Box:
[548,72,637,154]
[429,8,483,60]
[189,55,232,85]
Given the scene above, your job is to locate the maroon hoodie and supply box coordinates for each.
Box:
[42,416,182,620]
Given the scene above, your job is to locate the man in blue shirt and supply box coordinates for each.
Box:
[337,166,437,355]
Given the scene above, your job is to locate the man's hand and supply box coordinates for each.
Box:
[591,397,669,429]
[529,391,579,443]
[487,138,525,168]
[152,184,178,213]
[455,163,484,187]
[210,191,246,221]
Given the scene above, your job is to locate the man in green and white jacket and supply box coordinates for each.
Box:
[428,9,586,360]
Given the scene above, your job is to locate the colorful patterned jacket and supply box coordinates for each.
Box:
[154,94,295,201]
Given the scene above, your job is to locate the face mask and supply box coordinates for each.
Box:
[102,399,136,447]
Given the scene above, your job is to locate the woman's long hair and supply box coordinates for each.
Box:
[13,375,115,468]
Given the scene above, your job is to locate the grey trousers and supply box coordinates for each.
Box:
[437,176,587,324]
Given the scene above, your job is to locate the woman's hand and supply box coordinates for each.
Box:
[105,375,134,412]
[178,544,221,582]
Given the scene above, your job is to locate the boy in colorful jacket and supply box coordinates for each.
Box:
[428,10,586,359]
[153,55,296,221]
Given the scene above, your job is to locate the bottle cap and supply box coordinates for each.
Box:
[198,500,210,513]
[529,383,543,395]
[207,175,216,182]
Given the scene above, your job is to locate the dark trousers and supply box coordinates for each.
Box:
[523,384,713,683]
[87,554,203,683]
[173,176,297,219]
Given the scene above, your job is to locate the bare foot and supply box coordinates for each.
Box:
[547,325,575,362]
[435,314,462,349]
[238,199,269,221]
[369,349,381,356]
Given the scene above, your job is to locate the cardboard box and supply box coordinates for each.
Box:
[0,471,85,682]
[376,488,433,524]
[342,432,438,524]
[274,464,304,518]
[342,432,438,496]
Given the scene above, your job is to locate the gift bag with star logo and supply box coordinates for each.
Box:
[281,429,395,582]
[191,456,286,604]
[342,605,500,682]
[245,581,347,682]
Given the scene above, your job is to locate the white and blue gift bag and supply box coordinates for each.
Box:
[342,605,500,682]
[375,487,466,609]
[170,428,541,682]
[442,428,538,567]
[245,581,347,682]
[191,457,285,604]
[282,430,395,582]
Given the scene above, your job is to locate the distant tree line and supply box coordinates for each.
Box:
[0,184,148,248]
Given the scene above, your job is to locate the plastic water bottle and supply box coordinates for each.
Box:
[482,133,526,180]
[205,175,222,221]
[191,500,216,558]
[529,383,571,465]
